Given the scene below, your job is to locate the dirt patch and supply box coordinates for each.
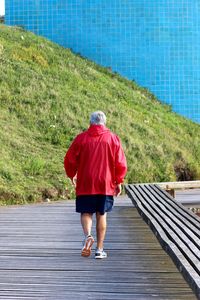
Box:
[0,191,18,201]
[174,159,196,181]
[40,187,70,201]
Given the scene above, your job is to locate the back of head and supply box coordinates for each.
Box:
[90,111,106,125]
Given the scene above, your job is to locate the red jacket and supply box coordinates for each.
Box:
[64,125,127,196]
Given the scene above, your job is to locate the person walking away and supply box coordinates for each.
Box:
[64,111,127,259]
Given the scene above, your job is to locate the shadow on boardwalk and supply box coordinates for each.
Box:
[0,197,196,299]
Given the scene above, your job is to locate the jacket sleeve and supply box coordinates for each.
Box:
[115,137,127,184]
[64,137,80,179]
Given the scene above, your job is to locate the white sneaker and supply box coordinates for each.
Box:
[95,248,107,259]
[81,235,94,257]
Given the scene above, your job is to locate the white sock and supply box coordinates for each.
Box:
[97,248,103,252]
[84,233,91,238]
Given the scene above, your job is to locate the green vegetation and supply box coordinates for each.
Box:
[0,24,200,205]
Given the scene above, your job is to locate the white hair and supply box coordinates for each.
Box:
[90,111,106,125]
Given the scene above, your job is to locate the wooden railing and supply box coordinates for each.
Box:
[125,183,200,299]
[140,180,200,198]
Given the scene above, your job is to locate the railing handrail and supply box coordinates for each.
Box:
[133,180,200,190]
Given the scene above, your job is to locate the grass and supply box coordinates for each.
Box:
[0,24,200,205]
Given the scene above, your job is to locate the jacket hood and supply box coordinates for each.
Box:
[87,124,110,136]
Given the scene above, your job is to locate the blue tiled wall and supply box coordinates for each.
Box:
[5,0,200,123]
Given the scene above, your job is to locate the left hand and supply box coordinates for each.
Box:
[115,183,122,196]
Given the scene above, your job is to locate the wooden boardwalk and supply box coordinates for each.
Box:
[176,189,200,207]
[0,197,197,299]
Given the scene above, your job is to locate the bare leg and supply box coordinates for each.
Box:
[96,212,107,249]
[81,213,93,236]
[81,213,94,257]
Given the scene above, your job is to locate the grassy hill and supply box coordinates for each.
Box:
[0,24,200,205]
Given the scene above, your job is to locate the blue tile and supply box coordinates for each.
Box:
[5,0,200,122]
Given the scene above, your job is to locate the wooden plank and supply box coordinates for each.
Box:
[132,185,200,263]
[125,185,200,299]
[148,185,200,234]
[130,185,200,270]
[0,270,191,283]
[154,185,200,223]
[0,292,195,300]
[0,198,196,299]
[136,180,200,190]
[0,283,191,294]
[143,185,200,240]
[176,189,200,206]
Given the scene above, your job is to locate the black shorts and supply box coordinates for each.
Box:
[76,195,114,215]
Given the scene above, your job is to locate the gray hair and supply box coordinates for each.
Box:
[90,111,106,125]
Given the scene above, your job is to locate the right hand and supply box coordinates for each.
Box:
[71,175,77,187]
